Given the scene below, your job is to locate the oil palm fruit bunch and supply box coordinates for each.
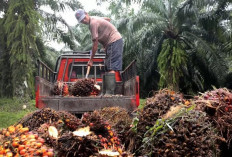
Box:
[19,108,60,130]
[97,107,132,127]
[96,107,132,145]
[36,123,59,147]
[52,81,63,95]
[57,111,80,130]
[71,79,95,96]
[137,89,184,141]
[125,89,185,153]
[138,110,220,157]
[57,131,99,157]
[81,112,122,151]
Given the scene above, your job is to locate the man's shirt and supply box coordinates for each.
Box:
[89,16,122,48]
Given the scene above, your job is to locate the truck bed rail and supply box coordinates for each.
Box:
[37,59,55,82]
[121,60,137,82]
[121,60,139,98]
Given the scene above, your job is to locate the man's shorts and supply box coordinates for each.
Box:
[105,38,123,71]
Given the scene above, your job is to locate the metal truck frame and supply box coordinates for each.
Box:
[35,51,139,113]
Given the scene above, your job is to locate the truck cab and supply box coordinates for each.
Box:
[35,51,139,113]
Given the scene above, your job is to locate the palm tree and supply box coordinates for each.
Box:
[0,0,81,97]
[115,0,231,94]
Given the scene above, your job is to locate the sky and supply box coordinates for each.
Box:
[46,0,110,50]
[41,0,109,26]
[60,0,109,27]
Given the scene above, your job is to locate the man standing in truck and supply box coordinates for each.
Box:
[75,9,123,95]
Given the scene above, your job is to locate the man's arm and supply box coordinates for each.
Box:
[87,38,98,66]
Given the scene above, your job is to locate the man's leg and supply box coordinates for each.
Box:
[104,39,123,95]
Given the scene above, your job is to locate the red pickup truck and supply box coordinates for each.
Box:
[35,51,139,113]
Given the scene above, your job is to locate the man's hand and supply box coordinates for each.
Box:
[87,59,93,67]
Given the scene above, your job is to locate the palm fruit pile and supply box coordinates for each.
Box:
[140,89,184,129]
[71,79,100,96]
[57,131,100,157]
[0,124,55,156]
[194,88,232,114]
[81,112,122,151]
[17,109,81,147]
[138,110,220,156]
[1,108,126,157]
[96,107,132,127]
[18,108,60,130]
[125,89,221,156]
[37,123,64,149]
[42,111,123,157]
[19,109,80,132]
[128,89,184,152]
[57,111,80,130]
[193,88,232,154]
[96,107,132,145]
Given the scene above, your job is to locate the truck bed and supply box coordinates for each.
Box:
[38,96,137,113]
[36,59,139,113]
[36,75,138,113]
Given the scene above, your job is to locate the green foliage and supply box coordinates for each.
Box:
[3,0,41,97]
[139,99,146,109]
[131,117,139,133]
[35,37,60,69]
[0,0,231,98]
[0,0,8,13]
[35,0,81,12]
[0,111,29,128]
[0,98,36,128]
[0,51,13,98]
[0,0,81,98]
[114,0,231,95]
[37,0,82,50]
[158,39,187,90]
[0,18,13,97]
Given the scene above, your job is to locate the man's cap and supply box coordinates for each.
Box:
[75,9,86,22]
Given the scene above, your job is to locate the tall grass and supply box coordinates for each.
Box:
[0,98,36,128]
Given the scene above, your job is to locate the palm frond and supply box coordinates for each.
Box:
[38,9,77,49]
[126,11,167,41]
[36,0,82,12]
[142,0,168,19]
[184,31,228,82]
[144,35,166,84]
[139,24,163,47]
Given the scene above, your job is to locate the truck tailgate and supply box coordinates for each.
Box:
[38,96,137,113]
